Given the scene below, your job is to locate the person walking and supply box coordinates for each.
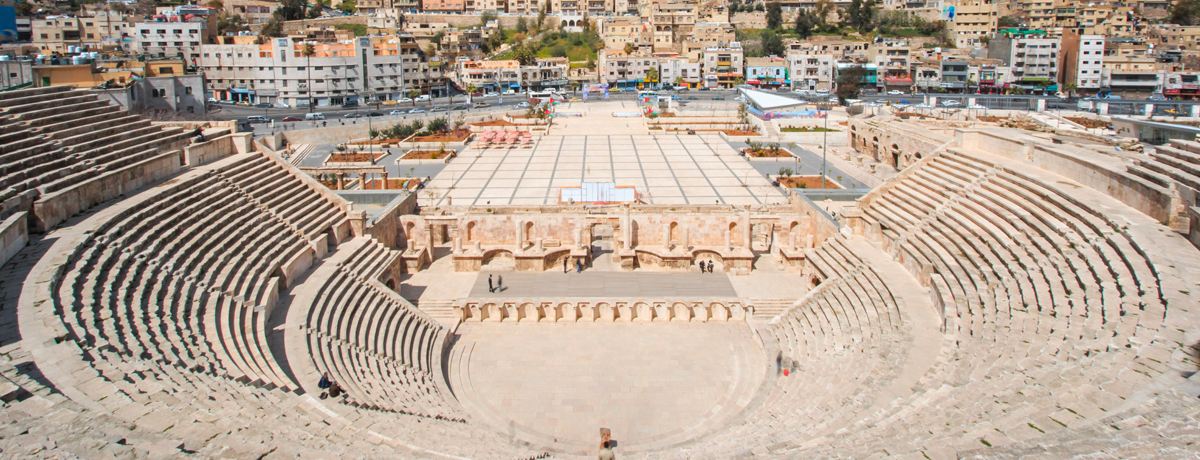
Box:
[708,260,715,273]
[576,259,583,273]
[488,274,494,293]
[497,275,504,292]
[564,257,569,273]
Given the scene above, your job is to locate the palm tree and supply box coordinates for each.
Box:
[646,67,659,89]
[303,42,316,112]
[1064,82,1077,98]
[407,89,420,107]
[624,42,636,55]
[466,83,478,104]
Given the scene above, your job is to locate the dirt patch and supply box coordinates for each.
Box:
[328,152,386,163]
[722,129,760,136]
[743,147,792,158]
[401,149,453,160]
[1064,116,1109,129]
[361,178,420,190]
[779,176,843,189]
[977,116,1008,123]
[473,120,519,127]
[411,129,470,143]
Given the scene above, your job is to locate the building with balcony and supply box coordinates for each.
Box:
[520,57,570,91]
[949,0,999,49]
[458,59,521,92]
[134,15,216,63]
[599,48,659,90]
[988,29,1059,93]
[225,0,278,24]
[872,39,913,92]
[1101,55,1165,97]
[1155,24,1200,52]
[32,14,130,53]
[835,62,877,90]
[599,17,648,51]
[787,45,835,91]
[702,45,743,88]
[914,65,940,92]
[199,34,428,108]
[659,56,701,88]
[422,0,464,13]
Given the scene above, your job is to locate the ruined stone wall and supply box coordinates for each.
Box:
[847,117,949,171]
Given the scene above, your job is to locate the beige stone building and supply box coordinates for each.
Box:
[948,0,997,49]
[702,45,742,88]
[599,17,648,51]
[598,48,659,89]
[33,12,132,53]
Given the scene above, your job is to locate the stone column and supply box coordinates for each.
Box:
[381,170,389,190]
[742,208,752,249]
[336,173,345,190]
[453,236,462,253]
[789,231,797,251]
[682,227,690,250]
[725,224,732,252]
[623,206,633,249]
[516,220,525,248]
[425,223,435,253]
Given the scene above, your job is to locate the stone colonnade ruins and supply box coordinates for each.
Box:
[398,203,825,274]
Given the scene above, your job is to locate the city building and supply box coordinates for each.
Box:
[787,46,835,91]
[200,34,431,108]
[1101,55,1165,97]
[949,0,998,49]
[599,48,658,90]
[1060,33,1104,94]
[744,56,787,89]
[457,59,521,92]
[988,29,1060,93]
[225,0,279,24]
[701,44,742,88]
[134,13,217,63]
[658,55,701,88]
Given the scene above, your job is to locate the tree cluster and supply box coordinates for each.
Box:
[834,65,867,103]
[1171,0,1200,25]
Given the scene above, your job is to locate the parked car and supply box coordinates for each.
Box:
[431,106,447,112]
[398,97,413,103]
[452,104,469,110]
[409,108,426,113]
[344,113,362,118]
[273,103,290,109]
[415,94,431,102]
[887,90,903,95]
[504,89,516,95]
[206,97,219,104]
[367,112,384,117]
[483,92,498,98]
[517,102,530,108]
[246,115,269,124]
[472,102,491,108]
[235,101,252,106]
[390,109,408,115]
[282,116,302,121]
[305,113,326,120]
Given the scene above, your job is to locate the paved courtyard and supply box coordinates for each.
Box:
[424,134,787,206]
[449,322,766,454]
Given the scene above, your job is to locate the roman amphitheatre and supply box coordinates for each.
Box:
[0,86,1198,459]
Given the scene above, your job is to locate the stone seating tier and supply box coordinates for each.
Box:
[305,250,450,418]
[0,86,190,217]
[763,149,1184,457]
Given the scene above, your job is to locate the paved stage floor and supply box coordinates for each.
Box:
[449,321,766,454]
[424,134,787,207]
[470,271,738,298]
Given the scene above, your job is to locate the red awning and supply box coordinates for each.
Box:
[885,78,913,83]
[747,80,761,85]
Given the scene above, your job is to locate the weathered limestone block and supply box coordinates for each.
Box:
[672,302,692,322]
[598,303,616,322]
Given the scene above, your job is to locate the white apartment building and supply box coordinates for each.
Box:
[134,19,212,63]
[200,35,427,108]
[787,43,835,91]
[1076,34,1104,90]
[659,56,701,88]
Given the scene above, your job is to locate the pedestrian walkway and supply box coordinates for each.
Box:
[471,271,737,298]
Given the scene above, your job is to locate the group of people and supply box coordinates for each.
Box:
[698,260,718,273]
[563,257,585,273]
[318,372,343,399]
[488,274,503,293]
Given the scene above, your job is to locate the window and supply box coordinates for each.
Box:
[39,33,47,39]
[185,87,193,95]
